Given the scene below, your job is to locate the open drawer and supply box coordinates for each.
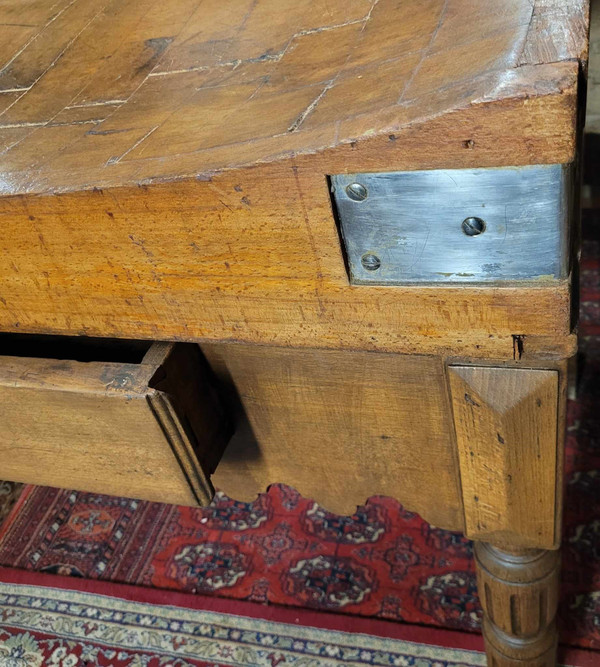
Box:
[0,336,232,505]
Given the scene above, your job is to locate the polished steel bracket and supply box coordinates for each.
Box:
[330,164,571,285]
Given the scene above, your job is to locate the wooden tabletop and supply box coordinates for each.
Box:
[0,0,590,359]
[0,0,589,196]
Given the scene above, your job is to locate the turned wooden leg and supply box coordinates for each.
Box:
[475,543,560,666]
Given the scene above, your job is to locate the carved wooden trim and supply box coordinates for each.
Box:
[483,618,557,667]
[475,543,560,666]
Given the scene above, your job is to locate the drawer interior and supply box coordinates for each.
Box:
[0,333,152,363]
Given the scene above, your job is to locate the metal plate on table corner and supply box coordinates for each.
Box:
[330,164,571,285]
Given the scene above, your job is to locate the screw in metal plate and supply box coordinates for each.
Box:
[361,253,381,271]
[461,216,486,236]
[346,182,368,201]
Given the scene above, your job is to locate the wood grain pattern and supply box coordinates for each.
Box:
[0,166,575,359]
[518,0,589,67]
[0,342,231,505]
[0,6,585,658]
[476,543,560,666]
[0,0,588,196]
[0,0,588,354]
[449,366,560,549]
[202,342,464,527]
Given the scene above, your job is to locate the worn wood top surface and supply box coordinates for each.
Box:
[0,0,590,196]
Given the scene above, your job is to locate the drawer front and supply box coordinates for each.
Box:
[0,339,231,505]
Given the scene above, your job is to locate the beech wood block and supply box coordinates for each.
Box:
[0,3,591,666]
[0,0,589,359]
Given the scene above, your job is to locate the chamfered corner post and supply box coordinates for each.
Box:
[448,363,565,666]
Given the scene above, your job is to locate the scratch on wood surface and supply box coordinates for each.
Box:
[148,9,378,78]
[149,53,282,78]
[65,100,128,109]
[0,0,150,170]
[0,121,48,129]
[88,127,133,136]
[397,0,448,103]
[0,0,80,74]
[291,163,326,316]
[0,119,102,129]
[0,87,32,94]
[0,0,588,197]
[107,126,160,165]
[101,5,383,155]
[287,81,336,132]
[286,0,381,132]
[245,75,270,102]
[360,0,381,32]
[0,1,111,126]
[236,0,259,38]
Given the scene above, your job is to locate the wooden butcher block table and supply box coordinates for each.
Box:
[0,0,591,664]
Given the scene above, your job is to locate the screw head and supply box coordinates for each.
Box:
[361,253,381,271]
[346,182,368,201]
[461,216,486,236]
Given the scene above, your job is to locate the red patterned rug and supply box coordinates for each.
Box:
[0,486,479,631]
[0,214,600,652]
[1,567,598,667]
[0,567,492,667]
